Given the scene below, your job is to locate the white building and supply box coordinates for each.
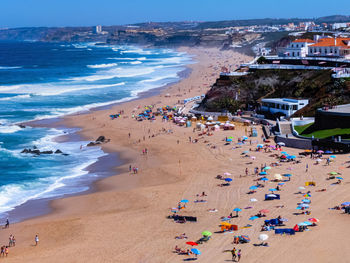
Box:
[94,25,102,34]
[261,98,309,117]
[332,23,349,30]
[283,39,315,57]
[308,37,350,58]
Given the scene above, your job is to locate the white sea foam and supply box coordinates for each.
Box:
[0,125,22,134]
[0,66,22,70]
[0,94,31,101]
[87,63,118,69]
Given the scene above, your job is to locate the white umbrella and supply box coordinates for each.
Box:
[259,234,269,241]
[250,198,258,202]
[299,186,305,190]
[224,172,231,176]
[277,142,285,146]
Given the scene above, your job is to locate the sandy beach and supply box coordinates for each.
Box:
[2,47,350,263]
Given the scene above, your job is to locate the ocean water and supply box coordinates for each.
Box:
[0,41,192,219]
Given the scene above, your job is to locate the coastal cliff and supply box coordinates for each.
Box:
[197,69,350,117]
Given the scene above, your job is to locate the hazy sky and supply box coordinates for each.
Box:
[1,0,350,28]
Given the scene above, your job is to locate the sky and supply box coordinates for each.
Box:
[1,0,350,28]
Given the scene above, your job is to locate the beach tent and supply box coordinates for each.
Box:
[265,194,280,200]
[220,223,238,232]
[305,181,316,186]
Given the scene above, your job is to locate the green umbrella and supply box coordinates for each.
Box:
[202,231,212,237]
[263,166,271,170]
[329,172,338,175]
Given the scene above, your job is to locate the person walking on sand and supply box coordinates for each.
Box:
[306,163,308,172]
[35,235,39,246]
[231,247,236,261]
[237,249,241,261]
[5,218,9,228]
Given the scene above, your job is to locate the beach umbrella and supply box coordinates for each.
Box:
[280,218,288,222]
[259,172,267,175]
[297,222,308,226]
[287,155,296,159]
[329,172,338,175]
[191,248,201,255]
[224,172,231,176]
[304,193,311,197]
[277,142,285,146]
[181,199,189,203]
[330,155,336,158]
[336,177,343,180]
[303,221,313,226]
[261,177,269,181]
[226,138,232,142]
[298,186,305,190]
[266,194,277,198]
[269,188,277,192]
[250,198,258,202]
[278,183,285,185]
[201,231,212,237]
[257,145,264,148]
[221,217,231,221]
[251,156,256,160]
[302,199,311,203]
[281,155,287,159]
[186,241,198,246]
[341,202,350,206]
[241,235,250,242]
[317,150,324,153]
[316,158,322,162]
[242,150,249,154]
[300,203,310,208]
[281,151,288,154]
[233,208,242,212]
[225,178,233,182]
[274,174,282,180]
[308,218,319,223]
[249,186,258,190]
[258,234,269,241]
[259,209,269,214]
[242,136,248,140]
[263,166,271,170]
[325,151,332,154]
[249,216,259,221]
[283,174,292,178]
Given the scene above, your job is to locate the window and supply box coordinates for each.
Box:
[293,105,298,110]
[310,49,313,53]
[325,48,327,54]
[292,52,295,56]
[297,52,300,56]
[319,48,321,53]
[335,49,337,54]
[296,44,299,48]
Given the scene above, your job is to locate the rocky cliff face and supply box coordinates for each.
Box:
[197,70,350,117]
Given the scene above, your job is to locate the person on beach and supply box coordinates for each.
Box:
[35,235,39,246]
[231,247,236,261]
[5,218,9,228]
[12,236,15,247]
[9,235,13,247]
[0,246,4,257]
[237,249,241,261]
[129,165,132,172]
[4,246,8,257]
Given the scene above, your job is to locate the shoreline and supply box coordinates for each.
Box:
[7,63,193,224]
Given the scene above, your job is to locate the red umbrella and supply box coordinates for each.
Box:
[308,218,319,223]
[259,209,270,214]
[281,155,287,159]
[186,241,198,246]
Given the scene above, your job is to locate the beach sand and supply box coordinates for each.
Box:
[3,47,350,263]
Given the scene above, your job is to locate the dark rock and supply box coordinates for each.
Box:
[21,148,29,153]
[55,149,63,154]
[41,150,53,154]
[96,136,105,143]
[18,124,26,128]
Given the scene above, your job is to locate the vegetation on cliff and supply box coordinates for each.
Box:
[197,69,350,117]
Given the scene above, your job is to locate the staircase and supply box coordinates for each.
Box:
[279,122,293,135]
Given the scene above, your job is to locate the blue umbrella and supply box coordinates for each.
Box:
[221,217,231,221]
[226,138,232,142]
[325,151,332,154]
[302,199,311,203]
[261,177,269,181]
[281,151,287,154]
[283,174,292,177]
[225,178,233,182]
[237,142,243,145]
[341,202,350,206]
[233,208,242,212]
[242,150,249,154]
[249,216,259,220]
[191,248,201,255]
[336,177,343,180]
[242,136,248,140]
[287,155,296,159]
[303,221,313,226]
[297,222,308,226]
[249,186,258,190]
[269,188,277,192]
[330,155,336,158]
[181,199,189,203]
[278,183,285,185]
[257,144,264,148]
[259,172,267,175]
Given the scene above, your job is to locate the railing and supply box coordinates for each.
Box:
[220,72,250,76]
[248,64,334,70]
[263,55,350,63]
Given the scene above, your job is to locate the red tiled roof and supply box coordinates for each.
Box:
[310,37,350,47]
[292,39,314,43]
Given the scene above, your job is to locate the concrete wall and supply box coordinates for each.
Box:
[314,109,350,129]
[275,135,312,149]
